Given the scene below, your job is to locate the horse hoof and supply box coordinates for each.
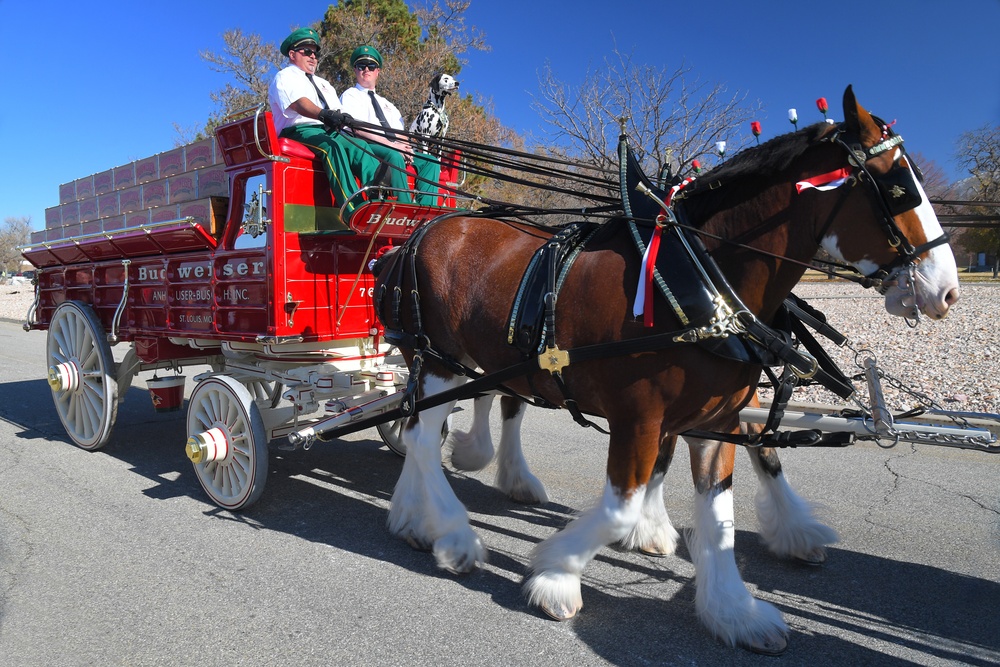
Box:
[439,551,482,575]
[432,530,487,575]
[507,489,546,505]
[405,535,433,552]
[637,543,672,557]
[540,600,580,621]
[745,633,788,656]
[793,547,827,565]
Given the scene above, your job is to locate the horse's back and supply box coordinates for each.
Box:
[379,215,554,366]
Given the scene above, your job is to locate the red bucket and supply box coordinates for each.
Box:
[147,376,186,413]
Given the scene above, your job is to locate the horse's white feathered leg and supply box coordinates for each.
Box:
[687,486,788,653]
[447,394,496,472]
[748,449,838,564]
[494,398,547,504]
[388,374,486,573]
[525,480,644,620]
[618,471,679,555]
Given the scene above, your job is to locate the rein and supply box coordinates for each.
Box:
[373,113,950,445]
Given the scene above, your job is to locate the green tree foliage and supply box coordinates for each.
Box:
[316,0,494,143]
[318,0,424,92]
[315,1,513,198]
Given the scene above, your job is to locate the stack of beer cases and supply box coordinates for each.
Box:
[32,137,230,245]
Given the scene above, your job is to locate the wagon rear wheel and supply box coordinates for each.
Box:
[46,301,119,450]
[185,376,268,510]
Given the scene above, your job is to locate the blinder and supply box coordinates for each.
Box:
[873,163,924,218]
[828,115,949,286]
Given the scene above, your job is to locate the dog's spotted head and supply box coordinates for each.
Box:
[430,73,460,97]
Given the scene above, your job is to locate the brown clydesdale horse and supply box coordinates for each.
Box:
[374,87,959,654]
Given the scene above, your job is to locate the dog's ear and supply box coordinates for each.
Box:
[430,72,443,90]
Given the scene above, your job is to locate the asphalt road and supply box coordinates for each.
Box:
[1,318,998,666]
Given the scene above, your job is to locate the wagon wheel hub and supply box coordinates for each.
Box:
[185,426,231,464]
[48,360,81,393]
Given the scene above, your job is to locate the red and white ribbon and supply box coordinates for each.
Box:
[634,224,663,326]
[795,167,851,193]
[632,177,695,327]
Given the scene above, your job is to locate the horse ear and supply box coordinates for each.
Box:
[842,85,881,145]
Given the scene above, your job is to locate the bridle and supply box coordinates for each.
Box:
[823,117,950,298]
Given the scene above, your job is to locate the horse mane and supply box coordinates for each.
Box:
[585,122,835,247]
[695,123,830,191]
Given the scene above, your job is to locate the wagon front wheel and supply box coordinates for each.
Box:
[185,375,268,510]
[377,419,408,457]
[377,415,451,457]
[46,301,119,450]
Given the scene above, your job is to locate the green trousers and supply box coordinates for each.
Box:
[412,152,442,206]
[360,142,442,206]
[280,124,377,217]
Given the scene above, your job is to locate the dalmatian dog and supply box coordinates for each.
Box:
[409,73,459,155]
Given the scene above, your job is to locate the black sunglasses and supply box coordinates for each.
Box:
[295,47,320,58]
[355,63,379,71]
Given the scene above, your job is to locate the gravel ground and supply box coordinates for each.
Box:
[0,284,35,323]
[766,281,1000,414]
[3,280,998,413]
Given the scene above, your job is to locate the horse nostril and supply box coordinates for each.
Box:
[944,287,960,307]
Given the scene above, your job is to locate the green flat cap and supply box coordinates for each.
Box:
[280,27,320,57]
[350,44,383,68]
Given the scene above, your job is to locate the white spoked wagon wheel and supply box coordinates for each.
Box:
[377,415,451,458]
[185,375,269,510]
[377,419,408,457]
[46,301,119,450]
[242,379,282,409]
[376,344,420,457]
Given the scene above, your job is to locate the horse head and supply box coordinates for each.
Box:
[819,86,960,320]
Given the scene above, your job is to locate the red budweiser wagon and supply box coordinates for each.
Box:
[20,107,463,510]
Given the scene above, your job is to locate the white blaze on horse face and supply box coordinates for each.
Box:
[884,166,960,320]
[820,161,959,320]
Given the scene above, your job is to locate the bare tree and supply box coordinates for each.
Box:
[532,47,763,191]
[909,152,969,261]
[954,124,1000,276]
[1,216,32,276]
[198,29,285,137]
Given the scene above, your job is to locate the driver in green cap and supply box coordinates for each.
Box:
[339,44,442,206]
[268,28,377,218]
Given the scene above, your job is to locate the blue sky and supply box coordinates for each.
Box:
[2,0,998,231]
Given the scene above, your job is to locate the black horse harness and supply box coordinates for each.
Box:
[373,119,942,447]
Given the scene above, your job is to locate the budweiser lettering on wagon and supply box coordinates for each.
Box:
[134,260,265,282]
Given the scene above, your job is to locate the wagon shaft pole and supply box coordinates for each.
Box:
[863,357,894,437]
